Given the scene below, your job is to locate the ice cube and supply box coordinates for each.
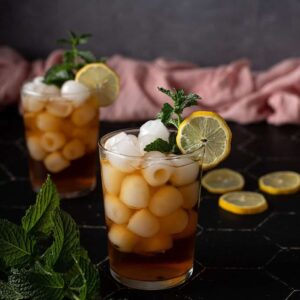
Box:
[138,134,158,153]
[33,76,44,84]
[61,80,90,105]
[107,135,142,173]
[138,120,169,142]
[24,78,60,96]
[104,132,128,150]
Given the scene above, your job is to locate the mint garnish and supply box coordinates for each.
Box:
[144,87,201,153]
[157,87,201,128]
[144,133,181,154]
[43,31,105,87]
[0,176,100,300]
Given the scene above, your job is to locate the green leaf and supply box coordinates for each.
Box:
[22,176,60,236]
[157,103,173,125]
[67,255,99,300]
[157,87,201,129]
[9,268,64,300]
[77,51,96,63]
[63,51,76,64]
[78,34,92,45]
[43,64,74,87]
[42,210,64,267]
[52,211,80,272]
[0,219,35,268]
[0,280,23,300]
[144,138,171,153]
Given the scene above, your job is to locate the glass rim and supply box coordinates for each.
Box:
[98,128,205,161]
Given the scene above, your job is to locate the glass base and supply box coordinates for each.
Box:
[110,267,193,290]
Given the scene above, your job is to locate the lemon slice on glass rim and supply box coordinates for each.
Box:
[75,63,120,107]
[219,191,268,215]
[259,171,300,195]
[176,111,232,170]
[202,168,245,194]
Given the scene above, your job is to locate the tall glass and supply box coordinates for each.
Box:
[99,129,204,290]
[21,86,99,198]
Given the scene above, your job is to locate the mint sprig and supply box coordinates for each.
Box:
[0,176,100,300]
[157,87,201,128]
[43,31,105,87]
[144,87,201,153]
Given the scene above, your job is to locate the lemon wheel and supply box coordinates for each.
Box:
[259,171,300,195]
[176,111,232,170]
[75,63,120,107]
[202,168,245,194]
[219,191,268,215]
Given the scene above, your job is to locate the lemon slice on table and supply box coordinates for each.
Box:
[259,171,300,195]
[176,111,232,170]
[75,63,120,107]
[202,168,245,194]
[219,191,268,215]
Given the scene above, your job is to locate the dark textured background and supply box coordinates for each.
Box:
[1,0,300,69]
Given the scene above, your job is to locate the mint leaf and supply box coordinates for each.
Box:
[52,211,80,272]
[77,51,96,63]
[0,219,35,269]
[22,176,60,236]
[156,103,173,125]
[9,268,64,300]
[42,210,63,268]
[0,281,23,300]
[144,138,171,153]
[157,87,200,128]
[43,64,74,87]
[67,255,99,300]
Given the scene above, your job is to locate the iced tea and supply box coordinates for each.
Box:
[22,81,99,198]
[99,129,204,290]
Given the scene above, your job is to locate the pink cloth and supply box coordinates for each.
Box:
[1,46,300,125]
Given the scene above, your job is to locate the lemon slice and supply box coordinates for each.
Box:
[259,171,300,195]
[202,168,245,194]
[219,191,268,215]
[176,111,232,170]
[75,63,120,107]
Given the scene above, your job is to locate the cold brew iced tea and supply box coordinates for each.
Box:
[99,128,204,290]
[22,80,99,198]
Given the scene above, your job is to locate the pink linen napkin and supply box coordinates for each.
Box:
[1,46,300,125]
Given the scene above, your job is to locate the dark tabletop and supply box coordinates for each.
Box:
[0,106,300,300]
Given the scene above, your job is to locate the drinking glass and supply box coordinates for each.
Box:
[99,128,204,290]
[21,85,99,198]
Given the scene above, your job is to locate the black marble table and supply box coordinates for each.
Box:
[0,106,299,300]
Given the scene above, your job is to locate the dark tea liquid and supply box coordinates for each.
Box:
[108,231,196,281]
[28,152,97,197]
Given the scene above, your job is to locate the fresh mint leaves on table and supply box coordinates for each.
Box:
[43,31,105,87]
[0,176,100,300]
[144,87,201,154]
